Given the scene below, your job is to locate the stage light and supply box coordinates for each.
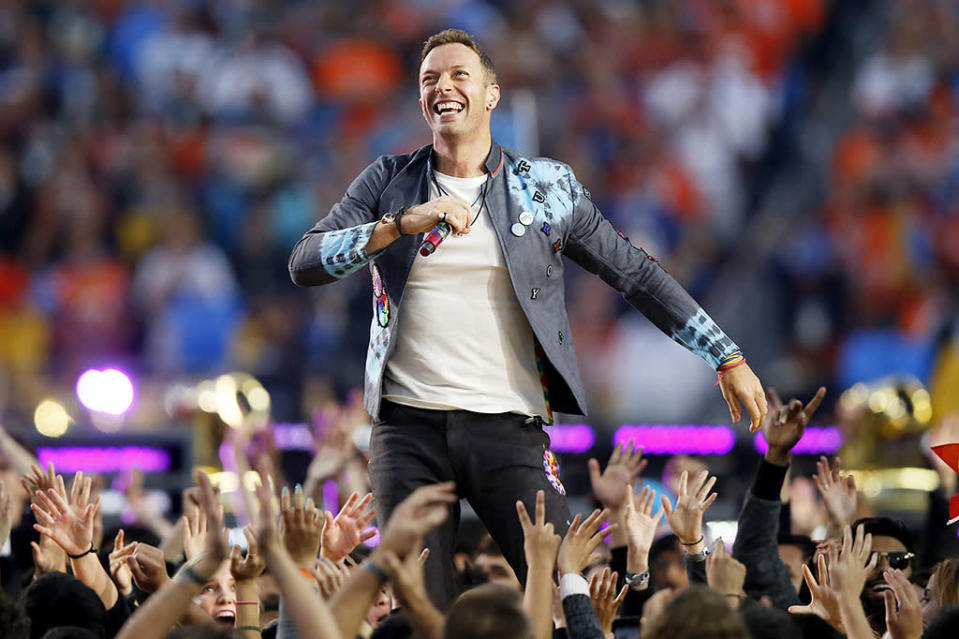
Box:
[753,427,842,455]
[613,425,736,455]
[34,399,72,437]
[544,424,595,453]
[76,368,135,415]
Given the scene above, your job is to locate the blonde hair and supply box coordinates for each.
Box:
[933,559,959,607]
[421,28,496,84]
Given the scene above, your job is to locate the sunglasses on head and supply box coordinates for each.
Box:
[871,551,914,570]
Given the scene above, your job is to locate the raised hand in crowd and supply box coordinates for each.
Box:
[787,547,845,631]
[330,482,456,639]
[0,479,11,550]
[126,542,171,594]
[762,386,826,466]
[588,440,646,548]
[624,485,663,584]
[109,529,136,596]
[705,540,746,609]
[123,468,174,540]
[321,491,376,562]
[280,483,324,568]
[116,470,227,639]
[517,489,561,639]
[831,524,878,639]
[814,456,858,532]
[557,508,615,576]
[380,538,444,639]
[305,403,356,492]
[183,498,221,562]
[661,469,716,554]
[230,524,265,636]
[246,458,343,639]
[313,557,349,599]
[882,568,923,639]
[589,567,627,637]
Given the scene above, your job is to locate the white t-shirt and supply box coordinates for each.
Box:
[382,171,546,417]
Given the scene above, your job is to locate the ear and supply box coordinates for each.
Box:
[486,83,501,111]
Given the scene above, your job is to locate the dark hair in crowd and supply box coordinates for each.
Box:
[923,604,959,639]
[24,573,107,639]
[639,585,749,639]
[0,591,30,638]
[443,583,529,639]
[41,627,103,639]
[739,603,801,639]
[421,29,497,83]
[853,517,915,553]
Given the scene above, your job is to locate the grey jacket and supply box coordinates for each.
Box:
[289,141,739,419]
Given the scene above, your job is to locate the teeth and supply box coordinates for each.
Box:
[436,102,463,114]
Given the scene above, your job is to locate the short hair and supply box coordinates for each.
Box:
[852,517,915,553]
[474,535,504,558]
[739,602,801,639]
[923,604,959,639]
[778,534,817,564]
[421,29,496,83]
[0,591,29,638]
[444,583,529,639]
[24,573,107,639]
[639,585,750,639]
[933,559,959,608]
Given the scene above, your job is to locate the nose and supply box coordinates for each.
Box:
[435,73,453,93]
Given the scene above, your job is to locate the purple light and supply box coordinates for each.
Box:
[754,427,842,455]
[273,423,313,451]
[76,368,135,415]
[545,424,595,453]
[323,480,339,514]
[37,446,171,473]
[613,425,736,455]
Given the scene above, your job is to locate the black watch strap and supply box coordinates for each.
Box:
[394,207,408,236]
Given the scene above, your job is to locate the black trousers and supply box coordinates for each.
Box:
[368,401,572,609]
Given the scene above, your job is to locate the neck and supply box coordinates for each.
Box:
[431,132,491,177]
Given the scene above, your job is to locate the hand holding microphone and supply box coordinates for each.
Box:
[395,196,472,255]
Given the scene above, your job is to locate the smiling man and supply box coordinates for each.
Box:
[289,28,765,608]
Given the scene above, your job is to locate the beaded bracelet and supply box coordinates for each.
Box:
[237,625,261,633]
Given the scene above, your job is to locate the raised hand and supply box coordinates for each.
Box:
[378,482,457,559]
[31,532,67,577]
[830,524,877,600]
[883,568,923,639]
[587,440,647,511]
[109,530,137,595]
[230,525,266,582]
[516,490,561,570]
[624,485,662,559]
[706,540,746,606]
[126,543,170,594]
[280,484,324,568]
[182,503,212,562]
[814,456,858,529]
[557,508,615,575]
[762,387,826,465]
[321,492,377,562]
[660,470,717,546]
[589,567,627,636]
[306,405,355,484]
[717,361,767,432]
[22,463,62,499]
[312,557,348,599]
[787,552,844,631]
[181,471,228,581]
[32,486,100,556]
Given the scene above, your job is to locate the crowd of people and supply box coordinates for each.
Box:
[0,386,957,638]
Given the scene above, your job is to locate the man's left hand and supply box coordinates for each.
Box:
[718,362,767,432]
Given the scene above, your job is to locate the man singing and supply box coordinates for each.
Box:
[289,28,766,607]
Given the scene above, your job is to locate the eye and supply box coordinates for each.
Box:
[202,585,215,594]
[455,70,468,77]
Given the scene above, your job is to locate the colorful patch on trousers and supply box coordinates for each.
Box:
[543,449,565,495]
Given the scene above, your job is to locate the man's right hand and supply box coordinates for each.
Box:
[401,196,473,236]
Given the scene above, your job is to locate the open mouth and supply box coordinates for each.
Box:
[433,100,464,117]
[869,583,892,596]
[214,610,236,627]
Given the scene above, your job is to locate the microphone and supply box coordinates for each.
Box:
[419,222,452,256]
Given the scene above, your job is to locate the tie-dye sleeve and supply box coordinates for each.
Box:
[288,156,391,287]
[563,172,739,370]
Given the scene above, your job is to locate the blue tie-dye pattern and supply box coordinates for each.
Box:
[318,221,378,278]
[506,158,577,231]
[669,309,737,369]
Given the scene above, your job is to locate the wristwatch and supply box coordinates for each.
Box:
[682,547,711,562]
[380,207,408,236]
[624,570,650,589]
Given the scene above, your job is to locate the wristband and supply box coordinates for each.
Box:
[679,536,704,546]
[299,567,316,580]
[682,547,710,562]
[236,601,260,606]
[361,558,388,582]
[623,570,649,588]
[714,358,746,386]
[237,626,261,633]
[67,545,97,559]
[394,206,409,236]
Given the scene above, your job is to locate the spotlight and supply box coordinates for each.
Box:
[76,368,135,415]
[34,399,72,437]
